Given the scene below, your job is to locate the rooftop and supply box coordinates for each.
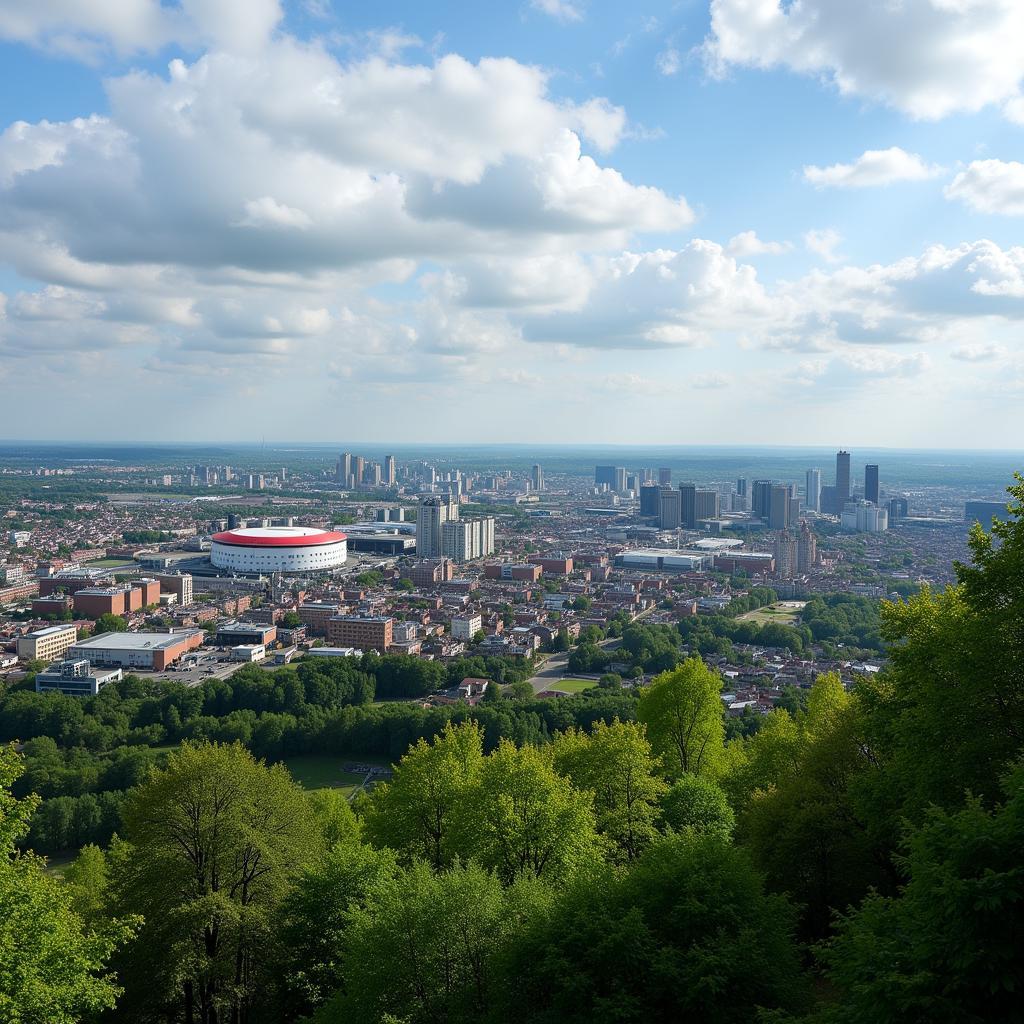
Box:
[73,630,201,650]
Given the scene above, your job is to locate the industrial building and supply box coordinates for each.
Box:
[614,549,710,571]
[68,630,205,670]
[210,526,348,573]
[35,659,122,697]
[215,621,278,647]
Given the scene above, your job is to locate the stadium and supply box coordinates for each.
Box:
[210,527,348,574]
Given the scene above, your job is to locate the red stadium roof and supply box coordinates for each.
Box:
[211,528,347,547]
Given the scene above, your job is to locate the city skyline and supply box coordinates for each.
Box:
[1,2,1024,443]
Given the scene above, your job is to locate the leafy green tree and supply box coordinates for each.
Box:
[551,720,666,862]
[859,477,1024,821]
[498,831,807,1024]
[275,838,399,1020]
[0,744,133,1023]
[317,861,546,1024]
[280,611,302,629]
[363,721,484,870]
[63,843,109,924]
[660,774,735,838]
[94,613,128,634]
[739,674,882,940]
[821,762,1024,1024]
[458,739,601,882]
[109,741,320,1023]
[636,658,725,778]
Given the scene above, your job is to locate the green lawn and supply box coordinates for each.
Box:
[737,601,807,626]
[85,558,138,568]
[282,753,392,793]
[552,677,598,693]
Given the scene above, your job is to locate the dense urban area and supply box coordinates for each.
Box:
[1,442,1021,1023]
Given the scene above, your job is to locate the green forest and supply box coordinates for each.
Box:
[2,478,1024,1023]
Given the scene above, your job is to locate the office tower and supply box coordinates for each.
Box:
[641,468,654,483]
[626,473,638,492]
[531,464,544,492]
[366,462,382,486]
[752,479,773,518]
[768,484,797,530]
[595,466,616,489]
[865,464,879,505]
[338,452,351,483]
[658,467,672,485]
[659,489,682,529]
[736,477,748,498]
[695,488,720,522]
[679,483,697,529]
[639,483,662,518]
[836,451,851,502]
[384,455,396,486]
[797,521,817,572]
[773,531,797,579]
[889,497,908,520]
[416,496,459,557]
[614,466,627,492]
[805,468,821,512]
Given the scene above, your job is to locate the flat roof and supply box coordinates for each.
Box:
[29,624,77,637]
[73,630,201,650]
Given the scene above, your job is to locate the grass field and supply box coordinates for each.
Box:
[282,753,392,793]
[552,677,598,694]
[737,601,806,626]
[85,558,138,568]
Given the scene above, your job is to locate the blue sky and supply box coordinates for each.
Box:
[0,0,1023,446]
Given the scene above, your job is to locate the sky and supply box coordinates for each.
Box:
[0,0,1023,447]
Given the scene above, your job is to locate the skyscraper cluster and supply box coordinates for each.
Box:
[337,451,397,489]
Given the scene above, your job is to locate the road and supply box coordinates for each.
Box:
[527,636,622,694]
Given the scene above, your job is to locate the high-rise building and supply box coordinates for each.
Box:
[840,500,889,532]
[797,521,817,573]
[768,484,797,530]
[865,464,880,505]
[836,451,851,502]
[752,479,774,518]
[595,466,618,489]
[366,462,382,487]
[679,484,697,529]
[659,489,682,530]
[805,468,821,513]
[695,489,720,523]
[416,496,459,557]
[658,467,672,485]
[626,473,638,492]
[384,455,396,486]
[338,452,351,483]
[773,531,797,579]
[639,484,662,518]
[531,464,544,492]
[441,517,495,562]
[736,477,748,498]
[889,497,909,520]
[353,456,365,487]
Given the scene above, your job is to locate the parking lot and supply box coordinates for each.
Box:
[148,651,256,686]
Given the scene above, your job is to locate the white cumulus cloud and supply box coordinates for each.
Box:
[704,0,1024,122]
[803,147,942,188]
[945,159,1024,215]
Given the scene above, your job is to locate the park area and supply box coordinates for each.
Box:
[551,678,598,694]
[281,754,393,797]
[736,600,807,626]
